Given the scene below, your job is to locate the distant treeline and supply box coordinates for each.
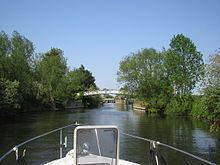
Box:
[117,34,220,132]
[0,31,101,114]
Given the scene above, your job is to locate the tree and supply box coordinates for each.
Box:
[0,31,101,111]
[203,51,220,122]
[118,48,172,111]
[35,48,68,109]
[0,31,35,108]
[10,31,35,104]
[65,65,101,108]
[165,34,204,95]
[66,65,96,100]
[205,52,220,88]
[0,31,11,79]
[117,52,140,95]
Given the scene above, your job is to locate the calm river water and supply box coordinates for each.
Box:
[0,103,219,164]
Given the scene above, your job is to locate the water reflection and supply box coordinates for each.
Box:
[193,129,216,152]
[0,104,219,164]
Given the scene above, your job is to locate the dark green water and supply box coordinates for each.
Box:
[0,103,219,164]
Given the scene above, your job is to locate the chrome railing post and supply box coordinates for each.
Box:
[13,147,18,162]
[60,129,63,158]
[64,136,67,148]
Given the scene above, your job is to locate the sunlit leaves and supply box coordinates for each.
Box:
[0,78,19,105]
[165,34,204,95]
[66,65,96,100]
[35,48,68,108]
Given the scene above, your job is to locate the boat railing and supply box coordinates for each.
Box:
[0,123,217,165]
[0,122,79,164]
[121,132,217,165]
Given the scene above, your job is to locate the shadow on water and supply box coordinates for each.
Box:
[0,104,219,164]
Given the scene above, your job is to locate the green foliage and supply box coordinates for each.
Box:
[210,122,220,134]
[66,65,100,107]
[148,94,171,113]
[0,31,11,78]
[0,31,100,112]
[165,95,193,115]
[117,34,206,116]
[204,87,220,121]
[0,31,35,107]
[66,65,97,101]
[165,34,204,95]
[165,98,179,114]
[191,96,208,118]
[83,95,102,108]
[206,52,220,87]
[148,107,158,113]
[35,48,68,109]
[118,48,172,112]
[202,52,220,132]
[0,78,19,105]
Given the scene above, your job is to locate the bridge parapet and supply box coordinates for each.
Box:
[83,89,125,96]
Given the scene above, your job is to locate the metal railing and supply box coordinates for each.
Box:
[0,122,79,164]
[0,123,217,165]
[121,132,217,165]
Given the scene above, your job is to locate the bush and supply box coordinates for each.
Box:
[83,95,102,108]
[148,107,158,113]
[204,87,220,121]
[0,78,19,105]
[165,95,193,115]
[191,96,208,118]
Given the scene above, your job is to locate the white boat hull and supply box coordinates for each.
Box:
[45,150,140,165]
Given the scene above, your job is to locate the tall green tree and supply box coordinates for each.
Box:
[35,48,68,109]
[10,31,35,104]
[117,52,140,95]
[165,34,204,95]
[0,31,11,79]
[203,51,220,122]
[118,48,172,111]
[0,31,35,107]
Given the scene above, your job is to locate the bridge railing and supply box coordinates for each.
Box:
[83,89,125,96]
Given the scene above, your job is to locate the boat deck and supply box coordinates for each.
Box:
[45,151,140,165]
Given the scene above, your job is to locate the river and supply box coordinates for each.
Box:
[0,103,219,164]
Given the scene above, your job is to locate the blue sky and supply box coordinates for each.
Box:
[1,0,220,89]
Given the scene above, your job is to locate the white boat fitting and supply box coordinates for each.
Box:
[0,123,217,165]
[45,125,139,165]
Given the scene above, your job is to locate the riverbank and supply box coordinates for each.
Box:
[0,102,86,117]
[131,98,220,133]
[0,95,103,117]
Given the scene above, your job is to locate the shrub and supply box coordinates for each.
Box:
[0,78,19,105]
[165,95,193,115]
[191,96,208,118]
